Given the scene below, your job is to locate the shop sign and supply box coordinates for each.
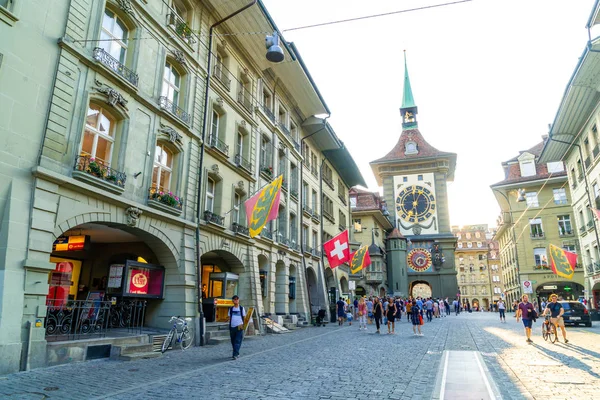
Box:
[592,274,600,284]
[543,285,558,290]
[52,236,88,252]
[349,281,356,290]
[215,299,234,307]
[128,268,149,294]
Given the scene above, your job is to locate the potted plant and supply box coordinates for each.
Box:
[88,158,106,178]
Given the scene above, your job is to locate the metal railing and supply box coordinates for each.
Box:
[212,62,231,90]
[585,157,591,169]
[260,228,273,240]
[281,181,288,192]
[237,90,253,113]
[148,187,183,210]
[208,134,229,156]
[303,245,312,254]
[323,209,335,222]
[323,176,334,190]
[167,13,196,44]
[277,234,289,246]
[587,220,595,229]
[262,105,276,123]
[74,155,126,188]
[234,153,252,173]
[232,222,249,236]
[159,96,190,124]
[559,228,573,236]
[92,47,138,86]
[45,299,146,341]
[594,145,600,158]
[302,205,313,216]
[530,231,544,238]
[204,210,224,225]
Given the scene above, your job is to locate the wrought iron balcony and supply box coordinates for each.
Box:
[594,145,600,159]
[323,176,334,190]
[232,222,249,236]
[260,164,273,179]
[237,91,253,113]
[92,47,138,86]
[204,210,224,226]
[580,225,587,234]
[148,187,183,210]
[234,153,252,173]
[261,105,276,123]
[303,245,312,254]
[167,13,196,44]
[585,157,591,169]
[302,204,313,216]
[323,209,335,223]
[311,212,320,223]
[290,241,300,252]
[559,229,573,236]
[74,155,126,188]
[260,228,273,240]
[159,96,190,124]
[208,134,229,156]
[277,234,289,246]
[212,64,231,91]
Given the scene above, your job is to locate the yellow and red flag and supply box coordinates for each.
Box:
[245,175,283,238]
[548,244,577,280]
[350,245,371,274]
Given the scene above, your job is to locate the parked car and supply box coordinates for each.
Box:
[558,301,592,327]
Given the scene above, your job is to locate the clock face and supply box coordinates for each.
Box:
[408,248,432,272]
[396,185,436,223]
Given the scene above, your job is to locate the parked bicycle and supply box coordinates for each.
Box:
[541,315,557,343]
[161,316,194,352]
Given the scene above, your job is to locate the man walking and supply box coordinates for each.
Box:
[336,297,346,326]
[497,299,506,323]
[425,298,434,322]
[516,294,536,344]
[543,294,569,344]
[228,295,246,360]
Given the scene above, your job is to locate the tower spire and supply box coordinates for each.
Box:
[400,51,418,129]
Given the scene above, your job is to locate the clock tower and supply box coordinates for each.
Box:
[370,52,458,299]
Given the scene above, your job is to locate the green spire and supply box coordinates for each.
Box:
[402,51,416,109]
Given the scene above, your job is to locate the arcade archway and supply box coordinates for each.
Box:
[306,267,320,314]
[411,281,432,299]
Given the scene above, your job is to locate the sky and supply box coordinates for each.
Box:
[262,0,597,229]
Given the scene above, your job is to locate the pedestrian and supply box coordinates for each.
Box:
[453,298,459,315]
[542,293,568,344]
[386,298,397,334]
[228,295,246,360]
[337,297,346,326]
[445,298,451,316]
[433,300,440,318]
[410,299,423,336]
[353,297,359,319]
[497,299,506,323]
[425,298,433,322]
[395,298,403,322]
[516,294,537,344]
[373,297,384,334]
[439,300,445,317]
[366,297,374,324]
[406,299,413,323]
[466,300,471,313]
[358,297,367,331]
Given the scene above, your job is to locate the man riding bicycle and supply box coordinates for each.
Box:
[541,293,569,344]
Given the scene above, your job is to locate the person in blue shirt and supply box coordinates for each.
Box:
[336,297,346,326]
[542,294,569,344]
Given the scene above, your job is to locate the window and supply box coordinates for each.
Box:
[525,192,539,207]
[477,242,482,248]
[312,230,318,248]
[594,183,600,199]
[534,248,548,267]
[403,177,408,182]
[210,111,220,140]
[302,225,308,248]
[467,242,473,248]
[553,188,568,205]
[277,206,287,239]
[290,213,297,244]
[475,232,481,239]
[236,130,244,157]
[262,88,272,111]
[547,161,564,173]
[260,135,271,168]
[232,193,241,224]
[557,215,572,235]
[82,104,115,166]
[563,244,576,253]
[405,141,418,155]
[466,232,471,239]
[492,275,500,282]
[494,287,502,294]
[312,190,318,212]
[457,242,463,249]
[530,218,543,237]
[302,182,309,207]
[471,286,476,295]
[162,62,181,105]
[457,233,462,239]
[338,210,346,229]
[350,197,357,208]
[460,276,465,283]
[417,175,423,181]
[353,219,362,232]
[100,9,128,63]
[277,104,288,129]
[519,161,536,177]
[152,144,173,192]
[206,178,215,212]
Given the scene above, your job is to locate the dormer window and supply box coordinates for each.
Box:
[405,141,418,155]
[519,160,536,177]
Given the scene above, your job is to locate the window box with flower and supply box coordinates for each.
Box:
[148,187,183,216]
[73,155,126,194]
[260,165,273,180]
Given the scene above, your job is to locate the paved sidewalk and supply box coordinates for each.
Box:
[0,313,598,399]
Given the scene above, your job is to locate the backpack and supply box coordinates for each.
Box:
[229,306,245,328]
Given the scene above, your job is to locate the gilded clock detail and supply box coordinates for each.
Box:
[395,184,436,223]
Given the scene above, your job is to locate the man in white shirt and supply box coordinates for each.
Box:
[497,300,506,323]
[228,295,246,360]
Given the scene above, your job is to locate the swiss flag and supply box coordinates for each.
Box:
[323,230,351,268]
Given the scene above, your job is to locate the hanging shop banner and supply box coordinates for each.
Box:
[52,235,90,252]
[128,268,150,295]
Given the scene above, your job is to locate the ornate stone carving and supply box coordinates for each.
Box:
[243,67,249,75]
[237,181,244,190]
[125,207,143,227]
[215,97,224,107]
[240,120,247,128]
[93,80,128,109]
[117,0,134,15]
[158,124,182,143]
[412,225,422,235]
[211,164,219,175]
[171,49,187,66]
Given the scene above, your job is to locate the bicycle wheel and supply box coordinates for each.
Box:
[548,323,558,343]
[180,327,194,350]
[161,328,175,353]
[542,323,549,341]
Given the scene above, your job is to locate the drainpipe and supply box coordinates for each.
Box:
[195,0,257,346]
[299,119,328,319]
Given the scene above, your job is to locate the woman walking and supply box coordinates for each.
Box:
[358,297,367,330]
[386,298,397,334]
[433,300,440,318]
[373,297,383,334]
[410,299,423,336]
[439,300,445,317]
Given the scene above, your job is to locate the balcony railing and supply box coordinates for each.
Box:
[260,165,273,180]
[594,262,600,273]
[594,145,600,159]
[559,229,573,236]
[232,222,249,236]
[366,272,383,282]
[277,234,289,246]
[92,47,138,87]
[585,157,591,169]
[530,231,544,239]
[262,105,276,123]
[148,187,183,210]
[167,13,196,44]
[159,96,190,124]
[290,188,299,199]
[260,228,273,240]
[237,90,253,113]
[311,248,321,258]
[281,181,288,192]
[587,220,595,230]
[323,176,334,190]
[338,194,347,206]
[311,212,320,223]
[204,210,224,226]
[580,226,587,234]
[234,153,252,173]
[208,134,229,156]
[212,64,231,90]
[290,241,300,252]
[303,245,312,254]
[74,156,126,188]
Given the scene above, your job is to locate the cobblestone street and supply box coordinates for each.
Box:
[1,313,599,399]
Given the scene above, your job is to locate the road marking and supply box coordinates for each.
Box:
[474,351,497,400]
[434,351,500,400]
[438,351,449,400]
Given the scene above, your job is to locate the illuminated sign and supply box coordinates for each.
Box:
[52,236,89,252]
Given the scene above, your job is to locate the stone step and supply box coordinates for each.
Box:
[118,352,162,361]
[119,343,154,355]
[207,336,231,345]
[283,323,297,330]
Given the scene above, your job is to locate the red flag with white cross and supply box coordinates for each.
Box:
[323,230,351,268]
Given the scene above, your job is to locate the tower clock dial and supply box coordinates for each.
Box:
[396,185,436,223]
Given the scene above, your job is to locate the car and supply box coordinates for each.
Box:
[558,301,592,327]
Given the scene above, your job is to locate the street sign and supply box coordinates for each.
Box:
[543,285,557,290]
[522,280,533,294]
[349,281,356,290]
